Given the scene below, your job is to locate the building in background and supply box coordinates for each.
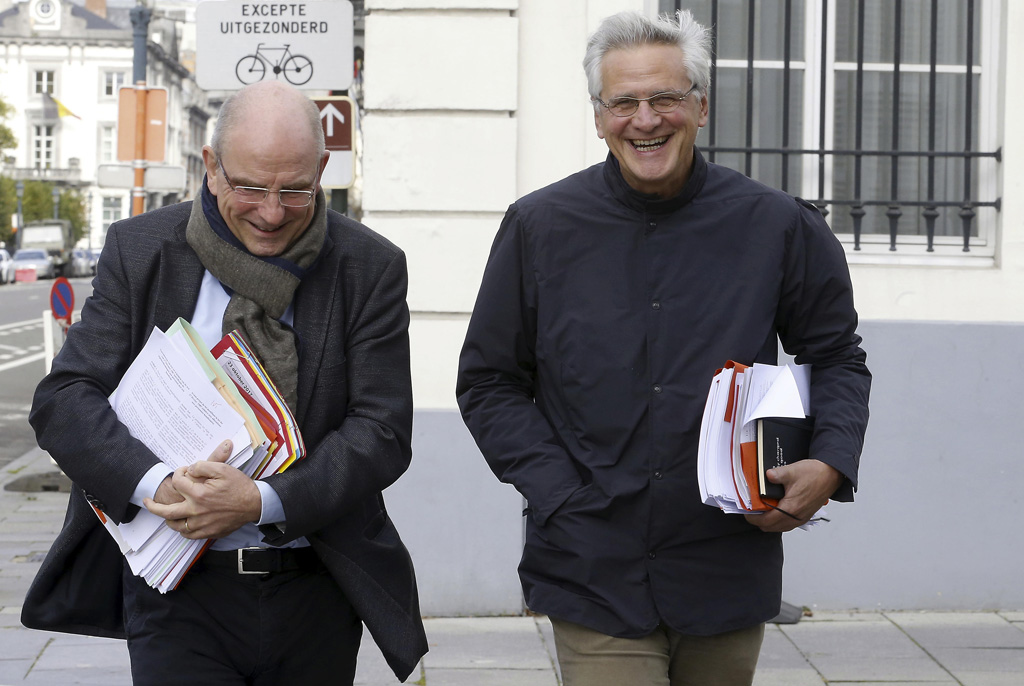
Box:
[0,0,1018,617]
[0,0,211,250]
[360,0,1024,616]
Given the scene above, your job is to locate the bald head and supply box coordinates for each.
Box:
[211,81,325,162]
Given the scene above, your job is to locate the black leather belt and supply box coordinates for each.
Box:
[201,547,322,575]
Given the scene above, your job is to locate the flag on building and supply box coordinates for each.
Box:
[42,92,81,119]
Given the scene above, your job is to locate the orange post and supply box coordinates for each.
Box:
[132,81,147,216]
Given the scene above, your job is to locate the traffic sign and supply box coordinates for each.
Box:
[195,0,353,91]
[117,87,168,162]
[50,276,74,326]
[314,96,355,189]
[97,164,187,192]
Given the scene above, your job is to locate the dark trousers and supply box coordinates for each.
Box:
[122,558,362,685]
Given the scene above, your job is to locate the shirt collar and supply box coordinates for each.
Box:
[602,147,708,214]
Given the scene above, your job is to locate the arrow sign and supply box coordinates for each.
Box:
[320,103,345,138]
[50,276,74,325]
[314,96,355,189]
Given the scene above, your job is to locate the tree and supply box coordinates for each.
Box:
[0,93,15,156]
[0,93,16,249]
[19,181,87,243]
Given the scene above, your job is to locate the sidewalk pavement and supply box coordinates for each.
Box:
[2,447,1023,685]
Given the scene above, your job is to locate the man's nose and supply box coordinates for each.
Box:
[631,100,662,127]
[258,192,287,222]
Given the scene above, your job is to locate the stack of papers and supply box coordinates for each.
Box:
[697,361,822,521]
[93,318,304,593]
[212,332,304,479]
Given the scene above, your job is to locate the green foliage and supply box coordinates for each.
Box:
[0,179,87,248]
[0,93,15,154]
[0,176,14,248]
[59,188,87,242]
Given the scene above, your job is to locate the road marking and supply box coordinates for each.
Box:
[0,319,43,332]
[0,351,45,373]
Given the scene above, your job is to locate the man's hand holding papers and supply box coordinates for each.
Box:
[697,360,831,532]
[95,317,306,593]
[144,439,264,540]
[744,459,842,532]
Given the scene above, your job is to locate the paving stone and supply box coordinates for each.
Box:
[23,665,133,685]
[424,668,559,685]
[780,616,952,683]
[30,637,131,673]
[421,617,553,671]
[888,611,1024,649]
[0,659,34,683]
[751,668,827,686]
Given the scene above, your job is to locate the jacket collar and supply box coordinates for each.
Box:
[153,202,338,428]
[602,146,708,214]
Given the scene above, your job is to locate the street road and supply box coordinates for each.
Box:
[0,276,94,470]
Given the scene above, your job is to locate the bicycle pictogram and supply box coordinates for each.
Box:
[235,43,313,86]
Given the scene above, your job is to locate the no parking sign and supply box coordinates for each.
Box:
[50,276,74,328]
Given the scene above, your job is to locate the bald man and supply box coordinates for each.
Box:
[24,81,427,685]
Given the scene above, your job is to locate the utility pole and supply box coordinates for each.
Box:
[129,2,151,217]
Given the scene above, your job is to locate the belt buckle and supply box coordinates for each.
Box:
[237,547,268,575]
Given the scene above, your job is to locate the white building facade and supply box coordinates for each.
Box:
[0,0,210,250]
[360,0,1024,615]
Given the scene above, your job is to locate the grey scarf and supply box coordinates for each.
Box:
[185,186,327,411]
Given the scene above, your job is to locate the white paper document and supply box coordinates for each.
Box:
[696,361,826,529]
[105,326,254,592]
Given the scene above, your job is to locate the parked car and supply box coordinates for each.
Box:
[0,249,11,284]
[69,249,96,277]
[11,248,56,280]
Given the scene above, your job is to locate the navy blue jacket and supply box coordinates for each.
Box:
[457,149,870,637]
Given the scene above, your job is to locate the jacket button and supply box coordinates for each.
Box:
[653,471,663,480]
[653,384,662,394]
[648,551,656,560]
[651,301,661,310]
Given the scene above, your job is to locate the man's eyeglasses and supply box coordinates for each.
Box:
[595,85,700,118]
[217,160,317,208]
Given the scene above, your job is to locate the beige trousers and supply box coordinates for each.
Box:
[550,617,765,686]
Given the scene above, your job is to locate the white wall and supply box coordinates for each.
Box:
[363,0,1024,615]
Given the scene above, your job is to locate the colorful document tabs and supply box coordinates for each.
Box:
[697,361,825,526]
[96,319,305,593]
[211,331,305,478]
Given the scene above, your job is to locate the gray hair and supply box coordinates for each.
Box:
[583,10,713,104]
[211,83,325,161]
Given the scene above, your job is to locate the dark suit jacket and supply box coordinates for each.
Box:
[22,201,428,681]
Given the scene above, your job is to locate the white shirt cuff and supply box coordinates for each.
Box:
[130,463,174,507]
[255,480,286,525]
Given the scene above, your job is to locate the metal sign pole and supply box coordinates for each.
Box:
[130,4,151,217]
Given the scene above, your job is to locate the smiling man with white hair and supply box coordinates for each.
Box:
[458,10,871,686]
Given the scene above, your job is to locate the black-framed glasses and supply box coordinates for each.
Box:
[595,85,700,118]
[217,160,317,208]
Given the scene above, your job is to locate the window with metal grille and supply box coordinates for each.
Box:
[659,0,1001,261]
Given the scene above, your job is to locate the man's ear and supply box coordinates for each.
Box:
[201,146,220,196]
[594,108,606,140]
[316,150,331,190]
